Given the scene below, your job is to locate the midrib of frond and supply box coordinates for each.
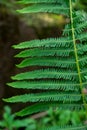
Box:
[69,0,87,111]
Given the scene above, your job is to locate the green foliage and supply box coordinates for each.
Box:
[42,108,86,126]
[75,0,87,11]
[4,0,87,127]
[0,107,87,130]
[0,106,36,130]
[39,108,87,130]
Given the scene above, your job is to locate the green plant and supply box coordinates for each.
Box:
[3,0,87,128]
[0,107,86,130]
[0,106,36,130]
[37,108,87,130]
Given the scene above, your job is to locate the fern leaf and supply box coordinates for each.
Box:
[5,0,87,117]
[16,43,86,58]
[16,57,76,69]
[77,32,87,41]
[16,103,84,117]
[77,44,87,55]
[17,0,65,4]
[13,38,73,49]
[11,69,78,81]
[4,92,82,103]
[7,80,79,91]
[17,4,69,15]
[15,48,73,58]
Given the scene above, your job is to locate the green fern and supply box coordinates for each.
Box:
[41,125,87,130]
[4,0,87,120]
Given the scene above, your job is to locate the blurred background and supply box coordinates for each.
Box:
[0,0,87,118]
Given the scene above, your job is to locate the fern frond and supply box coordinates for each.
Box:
[15,43,87,58]
[4,92,82,103]
[7,80,79,91]
[17,4,69,15]
[77,32,87,41]
[17,0,65,4]
[16,57,76,69]
[73,11,84,23]
[15,48,73,58]
[5,0,87,117]
[79,56,87,67]
[63,21,87,36]
[16,103,84,117]
[77,44,87,55]
[77,21,87,31]
[13,38,73,49]
[11,69,78,81]
[41,125,87,130]
[16,102,59,116]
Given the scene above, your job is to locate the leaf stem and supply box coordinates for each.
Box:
[69,0,87,114]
